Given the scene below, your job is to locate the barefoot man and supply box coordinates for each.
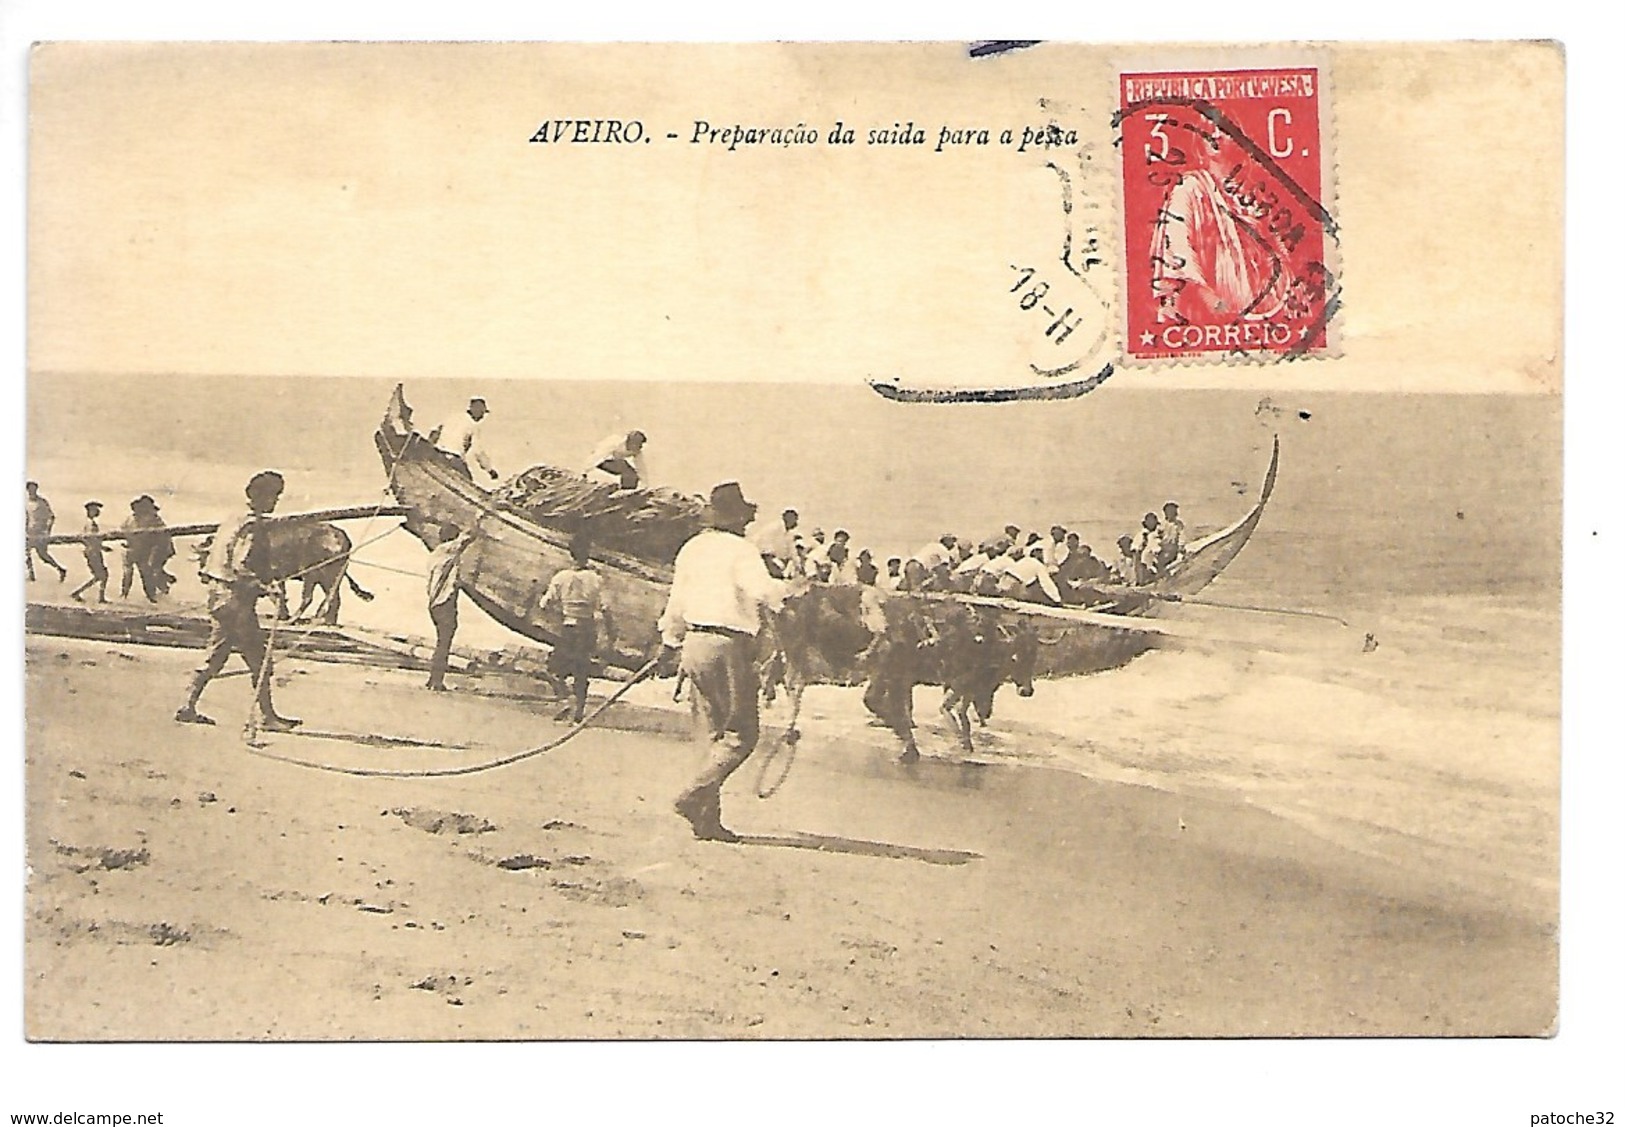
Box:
[540,531,608,723]
[68,501,109,603]
[175,470,300,731]
[657,480,792,842]
[25,481,68,583]
[425,521,475,692]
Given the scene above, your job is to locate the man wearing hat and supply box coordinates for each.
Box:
[175,470,299,731]
[657,481,794,842]
[430,397,500,483]
[1047,525,1072,572]
[120,495,174,602]
[585,429,649,490]
[853,547,879,587]
[910,532,955,578]
[69,501,110,603]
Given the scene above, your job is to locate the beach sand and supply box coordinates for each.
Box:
[22,381,1562,1039]
[24,624,1556,1040]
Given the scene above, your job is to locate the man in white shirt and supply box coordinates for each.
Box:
[1047,525,1071,572]
[541,532,608,722]
[1160,502,1187,565]
[802,527,830,577]
[906,532,958,591]
[883,557,904,591]
[989,543,1028,597]
[825,540,857,585]
[586,430,649,490]
[910,532,956,574]
[951,540,992,593]
[425,521,476,692]
[658,481,793,842]
[431,398,500,483]
[752,508,803,577]
[1136,512,1166,580]
[1109,535,1141,585]
[69,501,110,603]
[972,539,1014,596]
[1003,545,1064,605]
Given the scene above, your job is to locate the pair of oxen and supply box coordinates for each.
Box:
[757,586,1039,760]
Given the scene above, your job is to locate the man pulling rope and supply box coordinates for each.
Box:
[657,480,800,843]
[175,470,301,731]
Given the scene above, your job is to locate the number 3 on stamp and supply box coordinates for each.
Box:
[1117,68,1337,361]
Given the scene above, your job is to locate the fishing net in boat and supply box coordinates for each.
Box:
[492,465,705,565]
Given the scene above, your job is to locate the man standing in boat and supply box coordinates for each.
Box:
[430,397,500,483]
[657,480,794,842]
[175,470,299,731]
[752,507,803,578]
[1160,502,1187,568]
[1136,511,1167,581]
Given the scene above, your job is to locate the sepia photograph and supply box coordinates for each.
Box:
[6,18,1620,1127]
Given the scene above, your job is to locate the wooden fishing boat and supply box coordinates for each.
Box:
[375,386,1279,678]
[375,387,674,671]
[1020,431,1278,677]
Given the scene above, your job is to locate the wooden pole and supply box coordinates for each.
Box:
[42,505,412,546]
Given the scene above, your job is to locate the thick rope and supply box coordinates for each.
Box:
[244,456,408,741]
[241,657,659,777]
[753,684,805,799]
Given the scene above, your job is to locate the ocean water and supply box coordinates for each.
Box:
[27,373,1561,605]
[25,374,1562,912]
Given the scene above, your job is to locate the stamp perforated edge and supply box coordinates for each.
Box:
[1104,46,1343,370]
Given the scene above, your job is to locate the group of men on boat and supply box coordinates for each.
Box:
[429,395,650,493]
[749,503,1189,607]
[422,394,1193,608]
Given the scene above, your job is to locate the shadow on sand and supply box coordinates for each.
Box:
[734,831,980,867]
[280,727,471,752]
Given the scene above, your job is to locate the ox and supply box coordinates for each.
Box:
[764,587,1039,761]
[263,522,375,624]
[196,521,375,625]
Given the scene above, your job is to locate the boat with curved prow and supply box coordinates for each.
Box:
[375,385,1279,679]
[1019,430,1278,677]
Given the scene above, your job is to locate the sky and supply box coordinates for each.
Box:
[27,41,1563,392]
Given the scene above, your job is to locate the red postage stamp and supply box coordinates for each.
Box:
[1118,67,1336,361]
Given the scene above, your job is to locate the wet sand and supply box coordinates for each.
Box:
[25,635,1556,1040]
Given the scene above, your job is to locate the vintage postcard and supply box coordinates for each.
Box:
[23,41,1562,1043]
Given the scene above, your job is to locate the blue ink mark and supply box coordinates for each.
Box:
[968,41,1041,59]
[868,363,1114,405]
